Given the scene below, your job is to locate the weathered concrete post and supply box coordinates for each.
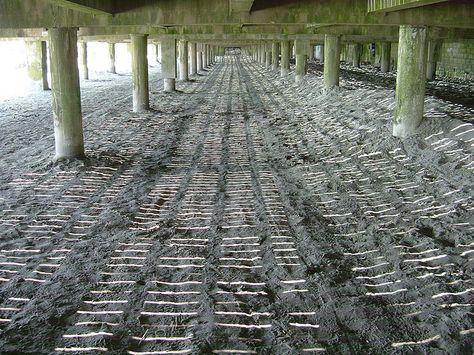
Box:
[380,42,391,73]
[352,43,362,68]
[41,41,50,90]
[272,42,280,70]
[319,44,325,63]
[162,38,177,92]
[427,40,441,81]
[79,42,89,80]
[308,45,315,61]
[25,40,42,81]
[48,27,84,161]
[265,43,272,67]
[260,44,265,64]
[108,42,116,74]
[323,35,341,89]
[280,40,290,76]
[197,43,203,72]
[295,39,309,84]
[155,43,161,62]
[393,26,429,138]
[190,42,197,76]
[178,40,189,81]
[203,44,208,68]
[131,34,149,112]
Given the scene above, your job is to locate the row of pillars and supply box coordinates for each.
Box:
[250,36,342,88]
[24,26,442,161]
[248,26,440,138]
[29,28,220,161]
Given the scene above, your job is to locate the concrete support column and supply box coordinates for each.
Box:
[79,42,88,80]
[25,40,43,81]
[190,42,197,76]
[295,39,309,84]
[41,41,50,90]
[260,44,265,64]
[308,45,315,61]
[155,43,161,62]
[352,43,362,68]
[380,42,391,73]
[280,40,290,76]
[131,34,149,113]
[108,42,116,74]
[323,35,341,90]
[162,38,177,92]
[319,44,325,63]
[178,40,189,81]
[393,25,429,138]
[265,43,272,67]
[427,40,441,81]
[295,55,306,83]
[197,44,203,72]
[272,42,280,70]
[203,44,207,68]
[48,27,84,161]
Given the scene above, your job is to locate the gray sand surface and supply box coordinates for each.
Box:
[0,53,473,354]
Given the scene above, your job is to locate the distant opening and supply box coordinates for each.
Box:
[0,40,160,100]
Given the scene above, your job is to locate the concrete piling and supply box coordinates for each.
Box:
[393,25,429,138]
[323,35,341,89]
[131,34,149,112]
[48,27,84,161]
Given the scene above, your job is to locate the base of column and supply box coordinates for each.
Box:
[393,120,420,138]
[426,63,436,81]
[380,65,390,73]
[281,68,289,76]
[295,74,304,84]
[133,99,149,113]
[53,145,85,162]
[164,78,176,92]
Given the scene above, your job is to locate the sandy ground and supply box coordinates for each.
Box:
[0,53,473,354]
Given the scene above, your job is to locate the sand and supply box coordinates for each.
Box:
[0,53,472,354]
